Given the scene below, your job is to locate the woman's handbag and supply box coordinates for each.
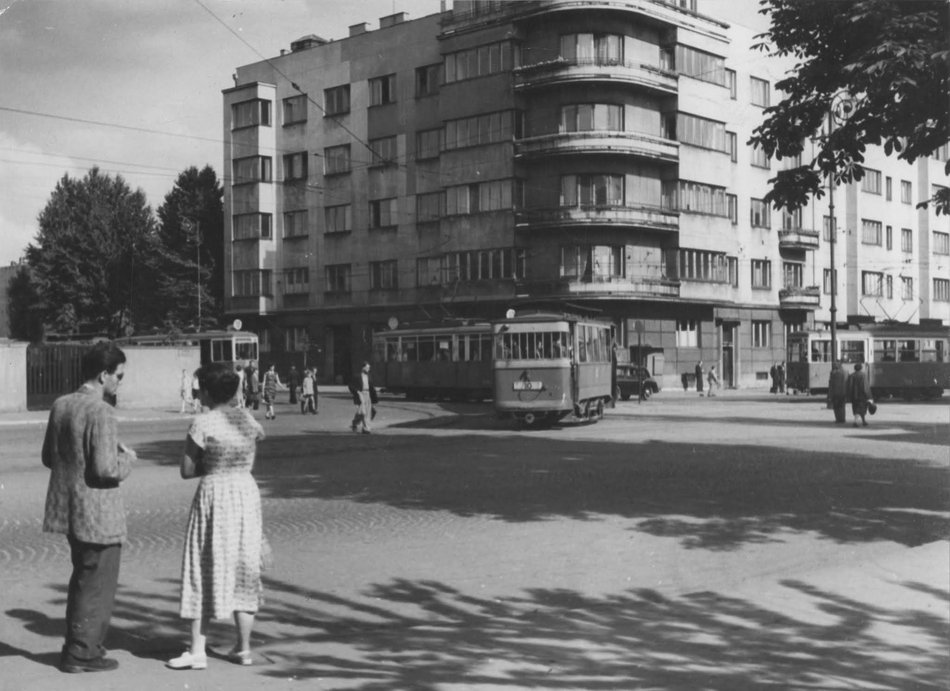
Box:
[868,401,877,415]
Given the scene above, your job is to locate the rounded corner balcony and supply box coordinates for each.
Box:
[516,276,681,300]
[513,57,678,94]
[779,285,821,309]
[516,205,679,233]
[515,131,678,164]
[778,229,820,251]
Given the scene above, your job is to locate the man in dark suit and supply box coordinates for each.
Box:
[42,342,136,674]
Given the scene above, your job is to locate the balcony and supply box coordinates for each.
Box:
[778,228,820,251]
[515,131,678,163]
[516,205,679,232]
[517,276,681,300]
[779,285,821,309]
[513,58,678,94]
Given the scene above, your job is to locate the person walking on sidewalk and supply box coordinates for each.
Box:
[261,364,283,420]
[287,366,299,406]
[167,363,266,671]
[42,341,136,674]
[827,363,848,424]
[846,362,873,427]
[244,361,260,411]
[300,369,317,414]
[695,360,704,395]
[348,361,378,434]
[706,364,720,396]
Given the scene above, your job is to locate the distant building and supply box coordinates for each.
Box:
[223,0,950,387]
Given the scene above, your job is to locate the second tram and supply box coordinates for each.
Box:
[492,312,616,425]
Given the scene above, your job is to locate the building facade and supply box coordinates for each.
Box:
[222,0,950,387]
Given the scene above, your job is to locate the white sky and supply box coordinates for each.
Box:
[0,0,444,266]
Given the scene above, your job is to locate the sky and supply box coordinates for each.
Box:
[0,0,444,266]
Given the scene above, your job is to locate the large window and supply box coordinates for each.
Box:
[324,85,350,115]
[370,260,398,290]
[416,192,443,223]
[443,248,526,282]
[862,271,883,296]
[675,113,728,153]
[901,277,914,300]
[751,199,771,228]
[750,77,770,107]
[783,261,803,288]
[934,231,950,255]
[752,320,770,348]
[285,326,308,351]
[861,219,882,246]
[823,268,837,294]
[283,210,308,237]
[901,180,912,204]
[283,268,309,295]
[860,168,882,195]
[751,259,771,289]
[324,144,351,175]
[283,152,308,181]
[415,64,441,97]
[283,95,307,125]
[416,128,442,159]
[560,33,622,64]
[559,245,623,281]
[369,136,397,167]
[444,41,513,83]
[445,180,513,215]
[901,228,913,253]
[232,269,272,297]
[233,212,272,240]
[935,278,950,302]
[232,156,272,184]
[324,204,352,234]
[675,45,726,86]
[560,104,623,132]
[231,99,271,129]
[676,319,699,348]
[325,264,351,293]
[670,249,736,284]
[782,207,802,230]
[369,74,397,106]
[671,181,729,216]
[370,198,398,229]
[444,111,514,150]
[751,145,770,169]
[561,174,623,207]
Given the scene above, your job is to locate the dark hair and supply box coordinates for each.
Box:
[80,341,126,381]
[196,363,240,404]
[854,363,863,371]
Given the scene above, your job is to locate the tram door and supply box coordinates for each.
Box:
[721,324,736,387]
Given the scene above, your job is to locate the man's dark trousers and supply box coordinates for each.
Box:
[64,534,121,660]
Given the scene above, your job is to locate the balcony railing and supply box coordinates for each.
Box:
[779,285,821,309]
[778,228,820,251]
[513,57,678,93]
[516,204,678,232]
[516,276,681,299]
[515,130,678,163]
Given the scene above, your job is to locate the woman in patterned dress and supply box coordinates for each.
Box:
[261,364,283,420]
[167,363,265,670]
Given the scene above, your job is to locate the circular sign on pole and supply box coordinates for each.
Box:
[387,316,399,330]
[634,320,645,335]
[232,319,243,331]
[505,309,516,319]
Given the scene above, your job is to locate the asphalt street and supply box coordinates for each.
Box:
[0,388,947,690]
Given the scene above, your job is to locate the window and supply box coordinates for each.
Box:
[886,275,893,299]
[901,276,913,300]
[675,319,699,348]
[727,193,738,224]
[751,199,771,229]
[750,77,770,107]
[675,112,728,153]
[823,215,839,242]
[861,219,882,245]
[369,136,397,167]
[886,225,893,250]
[416,256,442,286]
[324,144,351,175]
[232,156,272,184]
[416,191,443,223]
[823,268,837,295]
[934,142,950,161]
[752,320,770,348]
[369,74,396,106]
[324,85,350,115]
[415,64,441,97]
[283,94,307,125]
[370,260,398,290]
[559,104,623,132]
[324,204,352,234]
[446,179,513,215]
[370,198,398,229]
[751,259,771,289]
[935,278,950,302]
[233,212,272,240]
[443,247,526,282]
[862,271,883,296]
[726,131,737,162]
[561,174,623,207]
[444,41,513,83]
[885,176,892,201]
[445,111,514,150]
[783,261,803,288]
[283,268,309,295]
[559,245,623,281]
[325,264,351,293]
[285,326,308,351]
[668,249,735,283]
[232,269,272,297]
[901,228,913,253]
[934,231,950,255]
[725,68,736,99]
[283,210,308,237]
[669,180,729,217]
[231,99,271,129]
[675,45,726,86]
[283,152,308,181]
[416,128,442,160]
[782,207,801,230]
[560,33,622,64]
[751,145,770,169]
[860,168,882,195]
[901,180,912,204]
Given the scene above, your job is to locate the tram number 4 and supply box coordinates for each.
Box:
[513,380,544,391]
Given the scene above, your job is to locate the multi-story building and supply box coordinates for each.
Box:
[223,0,949,387]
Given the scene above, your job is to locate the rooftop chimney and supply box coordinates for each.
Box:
[290,34,328,52]
[379,12,407,28]
[349,22,369,36]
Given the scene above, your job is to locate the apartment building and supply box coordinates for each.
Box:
[222,0,949,386]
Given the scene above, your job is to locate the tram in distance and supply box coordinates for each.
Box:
[371,321,494,400]
[786,323,950,400]
[117,330,260,368]
[492,312,616,426]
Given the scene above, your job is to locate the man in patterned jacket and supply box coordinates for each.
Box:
[42,341,136,674]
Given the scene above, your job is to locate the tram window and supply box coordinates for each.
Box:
[479,334,493,361]
[211,339,234,363]
[436,338,451,361]
[874,339,896,362]
[787,339,805,363]
[419,336,436,361]
[920,339,941,362]
[403,337,418,361]
[811,340,830,362]
[235,340,257,361]
[898,339,919,362]
[839,341,866,364]
[385,339,400,362]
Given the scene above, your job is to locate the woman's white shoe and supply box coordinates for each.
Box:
[166,650,208,670]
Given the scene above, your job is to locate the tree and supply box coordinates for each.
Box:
[6,265,45,342]
[748,0,949,214]
[153,166,224,329]
[27,167,158,337]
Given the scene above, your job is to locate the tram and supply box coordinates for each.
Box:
[371,321,493,400]
[786,323,949,399]
[492,312,616,426]
[117,329,259,368]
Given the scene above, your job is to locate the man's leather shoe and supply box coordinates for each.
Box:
[60,655,119,673]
